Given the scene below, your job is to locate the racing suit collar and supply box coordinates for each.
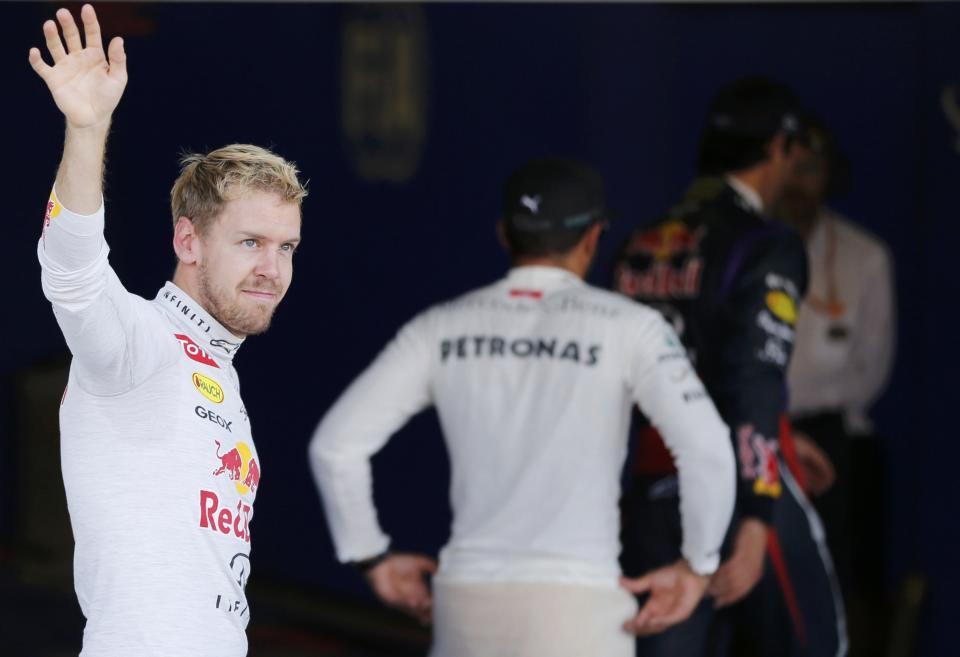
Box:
[156,281,245,361]
[724,175,764,215]
[506,265,585,290]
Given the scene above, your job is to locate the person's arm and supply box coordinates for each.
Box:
[31,4,126,213]
[32,6,164,397]
[707,227,808,607]
[620,311,736,635]
[308,312,437,618]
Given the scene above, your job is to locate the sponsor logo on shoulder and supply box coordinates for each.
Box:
[193,372,225,404]
[764,272,799,300]
[42,192,62,237]
[176,334,219,368]
[757,337,789,366]
[765,291,798,325]
[756,310,795,343]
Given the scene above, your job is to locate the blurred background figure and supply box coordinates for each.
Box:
[614,76,846,657]
[774,116,896,657]
[309,158,736,657]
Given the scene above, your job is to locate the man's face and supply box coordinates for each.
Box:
[195,190,301,337]
[774,143,828,234]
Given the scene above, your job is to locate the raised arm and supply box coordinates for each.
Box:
[30,4,127,213]
[31,6,152,396]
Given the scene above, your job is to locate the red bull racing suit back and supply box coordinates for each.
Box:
[614,180,849,657]
[614,178,808,523]
[38,191,259,657]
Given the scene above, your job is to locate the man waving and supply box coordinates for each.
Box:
[30,6,307,655]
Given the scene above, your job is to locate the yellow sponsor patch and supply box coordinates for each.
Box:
[766,291,798,325]
[193,372,225,404]
[753,478,782,498]
[43,191,62,235]
[47,193,62,219]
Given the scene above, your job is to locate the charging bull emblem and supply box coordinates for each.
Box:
[243,459,261,494]
[212,440,260,496]
[629,220,705,262]
[213,440,242,480]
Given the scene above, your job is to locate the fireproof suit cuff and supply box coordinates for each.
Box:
[738,486,775,526]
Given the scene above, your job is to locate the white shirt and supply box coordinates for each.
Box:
[309,266,735,585]
[38,192,259,657]
[788,209,896,433]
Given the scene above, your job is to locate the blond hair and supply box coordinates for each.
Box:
[170,144,307,234]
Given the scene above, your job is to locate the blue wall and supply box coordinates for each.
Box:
[4,3,956,654]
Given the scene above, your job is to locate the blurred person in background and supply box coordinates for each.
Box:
[309,159,736,657]
[29,5,306,655]
[614,77,847,657]
[774,116,895,657]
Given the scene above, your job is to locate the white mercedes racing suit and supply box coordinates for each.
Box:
[309,265,735,654]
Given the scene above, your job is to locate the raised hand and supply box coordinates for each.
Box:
[620,559,710,636]
[29,4,127,129]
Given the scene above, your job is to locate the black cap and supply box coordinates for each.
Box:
[502,159,607,233]
[705,76,807,139]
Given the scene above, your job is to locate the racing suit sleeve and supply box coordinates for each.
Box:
[37,188,165,396]
[627,311,736,575]
[715,227,808,524]
[308,312,434,563]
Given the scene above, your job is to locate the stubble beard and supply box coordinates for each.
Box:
[197,262,280,337]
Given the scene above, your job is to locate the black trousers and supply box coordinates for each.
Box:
[621,468,846,657]
[792,412,888,657]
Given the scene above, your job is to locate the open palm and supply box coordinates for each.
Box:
[29,4,127,128]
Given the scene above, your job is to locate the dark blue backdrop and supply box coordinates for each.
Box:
[4,3,957,655]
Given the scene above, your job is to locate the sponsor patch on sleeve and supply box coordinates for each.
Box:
[42,190,62,237]
[737,424,782,499]
[765,290,798,325]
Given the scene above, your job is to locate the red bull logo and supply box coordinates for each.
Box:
[616,260,703,299]
[618,221,705,299]
[199,490,252,543]
[213,440,260,495]
[243,459,261,493]
[629,220,704,261]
